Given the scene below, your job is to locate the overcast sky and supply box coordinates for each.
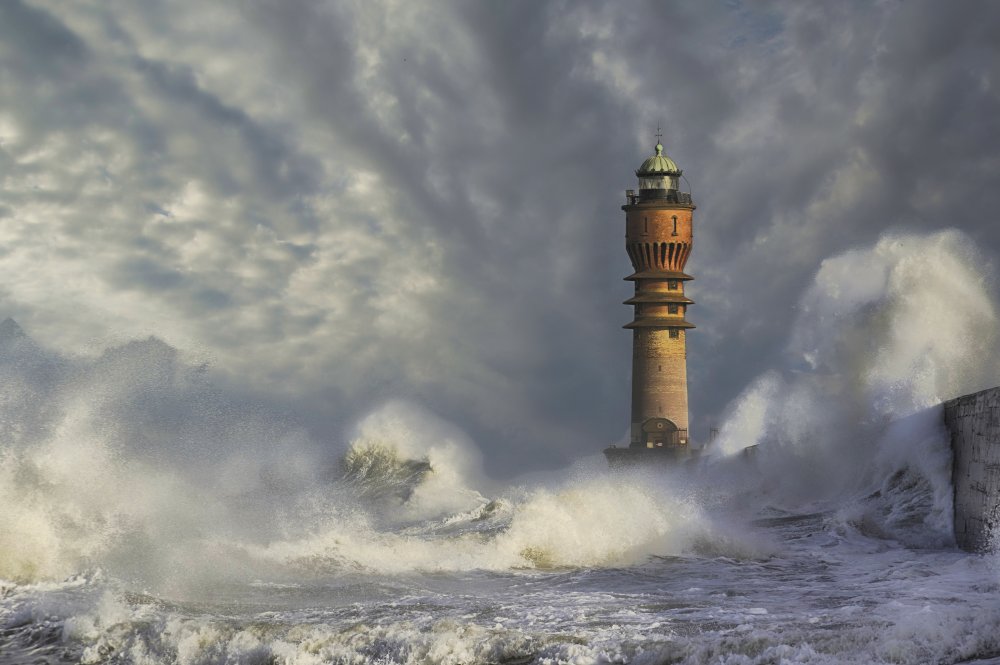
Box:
[1,1,999,476]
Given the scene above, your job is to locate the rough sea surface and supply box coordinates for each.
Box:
[2,417,1000,665]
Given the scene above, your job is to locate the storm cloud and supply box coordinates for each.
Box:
[1,0,998,475]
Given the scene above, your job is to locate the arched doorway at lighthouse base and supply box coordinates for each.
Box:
[640,417,688,448]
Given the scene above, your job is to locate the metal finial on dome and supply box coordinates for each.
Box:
[636,134,680,176]
[654,124,665,156]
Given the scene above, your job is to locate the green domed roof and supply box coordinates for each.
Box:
[636,143,680,175]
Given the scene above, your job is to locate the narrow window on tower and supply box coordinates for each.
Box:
[669,329,680,339]
[668,280,678,290]
[672,215,678,236]
[668,304,678,314]
[643,217,648,234]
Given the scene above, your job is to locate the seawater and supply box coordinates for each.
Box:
[2,449,999,664]
[3,229,1000,664]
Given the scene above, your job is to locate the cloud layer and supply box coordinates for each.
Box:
[1,1,998,474]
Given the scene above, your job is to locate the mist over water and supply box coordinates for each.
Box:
[2,230,1000,664]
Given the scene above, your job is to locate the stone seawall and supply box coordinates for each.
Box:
[944,387,1000,551]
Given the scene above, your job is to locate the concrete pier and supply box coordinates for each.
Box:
[943,387,1000,552]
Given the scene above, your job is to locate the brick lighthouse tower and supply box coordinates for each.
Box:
[606,134,696,464]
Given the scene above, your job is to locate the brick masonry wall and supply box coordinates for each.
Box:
[625,207,693,244]
[631,328,689,441]
[943,387,1000,551]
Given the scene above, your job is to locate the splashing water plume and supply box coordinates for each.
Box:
[711,231,997,525]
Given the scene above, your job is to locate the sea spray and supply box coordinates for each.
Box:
[3,229,1000,663]
[709,231,997,538]
[0,337,330,589]
[791,230,997,416]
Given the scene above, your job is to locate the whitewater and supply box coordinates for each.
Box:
[2,230,1000,664]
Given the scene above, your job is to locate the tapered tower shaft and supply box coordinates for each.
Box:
[623,142,695,449]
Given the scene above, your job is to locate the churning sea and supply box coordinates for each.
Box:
[2,410,999,665]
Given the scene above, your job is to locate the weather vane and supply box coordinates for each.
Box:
[655,124,663,144]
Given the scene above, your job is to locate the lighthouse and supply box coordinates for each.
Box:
[606,135,696,464]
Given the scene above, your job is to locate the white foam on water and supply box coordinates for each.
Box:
[253,469,726,573]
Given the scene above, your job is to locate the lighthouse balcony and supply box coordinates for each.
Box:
[623,293,694,305]
[632,189,692,205]
[623,318,696,330]
[624,270,694,282]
